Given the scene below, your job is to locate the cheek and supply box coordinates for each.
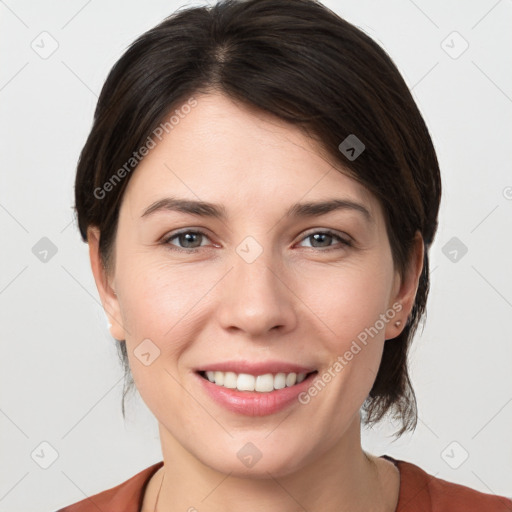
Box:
[296,257,394,345]
[114,257,225,405]
[117,254,210,336]
[293,255,394,411]
[117,260,202,414]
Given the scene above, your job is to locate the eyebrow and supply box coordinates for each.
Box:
[141,196,373,223]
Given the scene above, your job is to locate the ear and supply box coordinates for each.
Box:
[385,231,424,341]
[87,226,127,341]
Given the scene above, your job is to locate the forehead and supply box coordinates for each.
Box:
[121,92,382,223]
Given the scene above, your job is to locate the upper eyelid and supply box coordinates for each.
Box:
[163,228,352,247]
[300,228,352,241]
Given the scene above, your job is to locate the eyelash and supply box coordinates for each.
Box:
[162,229,353,253]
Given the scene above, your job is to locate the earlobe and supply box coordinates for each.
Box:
[385,231,424,340]
[87,227,126,341]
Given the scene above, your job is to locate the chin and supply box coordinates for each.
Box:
[214,457,304,480]
[197,441,309,480]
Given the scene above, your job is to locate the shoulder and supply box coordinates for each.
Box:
[390,456,512,512]
[55,461,164,512]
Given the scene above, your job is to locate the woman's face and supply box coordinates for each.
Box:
[90,92,421,477]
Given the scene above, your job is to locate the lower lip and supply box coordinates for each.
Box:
[195,371,318,416]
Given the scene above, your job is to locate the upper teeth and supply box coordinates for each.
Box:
[204,371,308,392]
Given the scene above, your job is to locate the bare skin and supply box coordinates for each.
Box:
[89,92,422,512]
[141,452,400,512]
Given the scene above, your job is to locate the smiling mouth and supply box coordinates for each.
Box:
[197,370,318,393]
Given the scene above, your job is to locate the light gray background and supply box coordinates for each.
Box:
[1,1,511,511]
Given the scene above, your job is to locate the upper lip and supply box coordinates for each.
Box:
[196,360,317,375]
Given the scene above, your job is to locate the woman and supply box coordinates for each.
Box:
[57,0,512,510]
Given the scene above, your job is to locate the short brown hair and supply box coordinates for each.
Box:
[74,0,441,437]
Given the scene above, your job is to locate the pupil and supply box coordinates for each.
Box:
[182,233,199,248]
[312,233,330,247]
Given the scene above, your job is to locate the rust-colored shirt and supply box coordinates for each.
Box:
[56,455,512,511]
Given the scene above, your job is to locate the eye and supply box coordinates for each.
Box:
[297,230,352,250]
[162,228,352,253]
[163,229,211,252]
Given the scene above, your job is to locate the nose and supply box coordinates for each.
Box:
[216,244,298,339]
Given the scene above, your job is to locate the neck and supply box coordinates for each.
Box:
[149,414,398,512]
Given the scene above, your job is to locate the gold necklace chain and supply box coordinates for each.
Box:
[153,468,165,512]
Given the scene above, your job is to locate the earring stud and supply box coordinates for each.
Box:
[394,320,402,328]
